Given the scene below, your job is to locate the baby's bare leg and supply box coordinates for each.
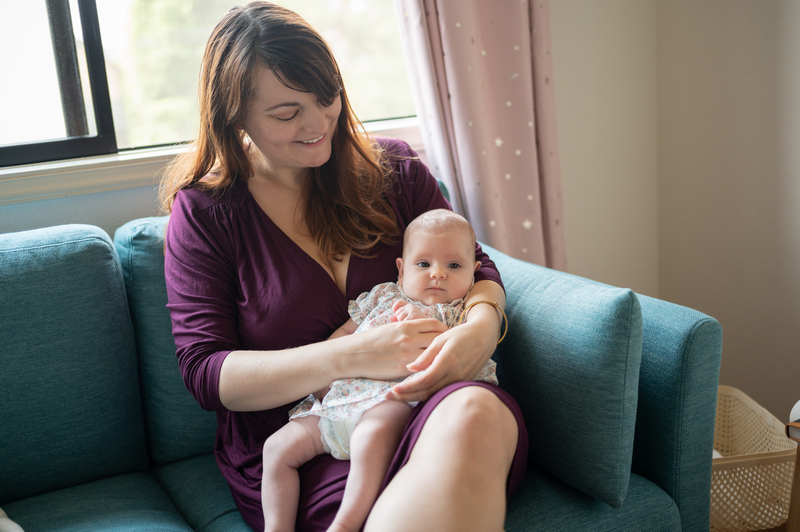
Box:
[328,400,413,532]
[262,416,326,532]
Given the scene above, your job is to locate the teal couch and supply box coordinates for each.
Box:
[0,217,722,531]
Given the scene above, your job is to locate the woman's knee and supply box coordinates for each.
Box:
[431,386,518,455]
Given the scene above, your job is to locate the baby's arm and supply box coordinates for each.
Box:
[392,299,430,322]
[329,318,359,340]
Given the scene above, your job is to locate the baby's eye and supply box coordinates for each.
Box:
[447,263,462,269]
[416,261,430,268]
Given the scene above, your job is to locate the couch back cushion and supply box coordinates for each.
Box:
[487,245,643,508]
[0,225,148,504]
[114,216,216,464]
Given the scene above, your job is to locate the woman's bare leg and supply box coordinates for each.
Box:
[328,400,413,532]
[364,386,518,532]
[261,416,326,532]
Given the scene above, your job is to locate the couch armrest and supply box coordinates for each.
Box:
[631,295,723,532]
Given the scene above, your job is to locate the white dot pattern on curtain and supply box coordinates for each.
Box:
[394,0,566,269]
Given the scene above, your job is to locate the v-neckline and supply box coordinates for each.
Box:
[245,186,352,298]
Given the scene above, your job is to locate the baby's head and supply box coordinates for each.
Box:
[396,209,481,305]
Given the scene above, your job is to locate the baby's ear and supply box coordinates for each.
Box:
[474,261,481,272]
[396,257,405,282]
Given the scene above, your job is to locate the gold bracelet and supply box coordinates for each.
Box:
[458,300,508,344]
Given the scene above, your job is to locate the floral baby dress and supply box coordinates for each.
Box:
[288,282,498,459]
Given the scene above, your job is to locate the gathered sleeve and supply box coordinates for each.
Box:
[164,191,238,412]
[348,284,388,327]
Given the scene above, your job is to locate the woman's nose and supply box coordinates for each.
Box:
[307,102,329,131]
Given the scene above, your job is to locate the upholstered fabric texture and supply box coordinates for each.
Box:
[3,473,192,532]
[505,464,680,531]
[151,454,249,532]
[488,245,643,508]
[0,225,148,504]
[114,216,217,465]
[631,294,723,531]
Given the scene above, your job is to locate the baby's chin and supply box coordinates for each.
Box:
[416,294,452,306]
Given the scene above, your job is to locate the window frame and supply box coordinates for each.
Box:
[0,0,116,168]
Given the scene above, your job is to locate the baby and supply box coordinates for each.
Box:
[260,209,499,532]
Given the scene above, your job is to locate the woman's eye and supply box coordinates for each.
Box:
[274,112,298,122]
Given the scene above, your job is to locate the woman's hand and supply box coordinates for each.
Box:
[345,316,450,382]
[386,280,505,403]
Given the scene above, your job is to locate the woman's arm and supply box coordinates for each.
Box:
[217,316,449,412]
[387,279,505,403]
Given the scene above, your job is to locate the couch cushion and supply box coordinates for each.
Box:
[0,225,148,505]
[151,454,250,532]
[3,473,193,532]
[114,216,217,464]
[505,464,680,530]
[487,245,643,508]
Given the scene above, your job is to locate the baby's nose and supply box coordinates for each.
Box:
[430,267,446,279]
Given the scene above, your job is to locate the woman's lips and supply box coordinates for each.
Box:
[298,134,324,145]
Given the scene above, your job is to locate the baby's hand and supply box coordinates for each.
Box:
[391,299,428,322]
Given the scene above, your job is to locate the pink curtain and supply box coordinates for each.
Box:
[394,0,566,270]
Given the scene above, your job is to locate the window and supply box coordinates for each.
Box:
[0,0,115,167]
[0,0,416,168]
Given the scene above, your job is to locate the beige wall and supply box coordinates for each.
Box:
[550,0,660,297]
[551,0,800,419]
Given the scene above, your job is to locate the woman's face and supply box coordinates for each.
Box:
[240,63,342,181]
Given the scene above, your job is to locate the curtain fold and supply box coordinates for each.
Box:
[394,0,566,270]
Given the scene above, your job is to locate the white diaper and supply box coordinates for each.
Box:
[318,411,364,460]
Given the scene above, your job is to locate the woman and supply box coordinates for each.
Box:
[160,3,528,531]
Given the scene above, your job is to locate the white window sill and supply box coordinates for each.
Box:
[0,117,423,207]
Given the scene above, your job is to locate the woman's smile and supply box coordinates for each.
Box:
[240,64,342,182]
[298,134,325,145]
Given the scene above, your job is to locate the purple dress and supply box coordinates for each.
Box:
[164,138,528,531]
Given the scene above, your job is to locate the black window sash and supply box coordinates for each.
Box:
[0,0,115,168]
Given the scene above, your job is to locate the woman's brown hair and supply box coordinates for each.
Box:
[159,1,397,259]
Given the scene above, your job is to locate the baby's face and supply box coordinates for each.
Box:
[396,229,480,305]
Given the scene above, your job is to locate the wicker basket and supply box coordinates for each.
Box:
[710,385,797,532]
